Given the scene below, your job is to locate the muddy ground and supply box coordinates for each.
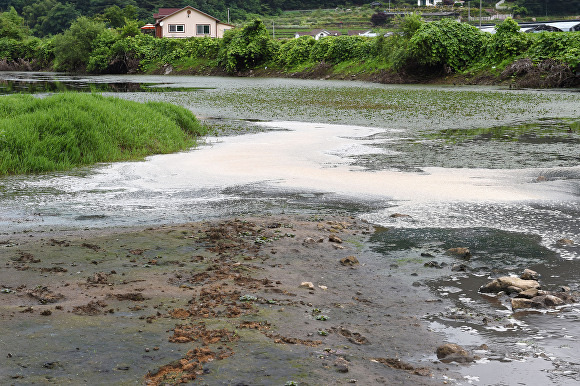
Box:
[0,214,467,385]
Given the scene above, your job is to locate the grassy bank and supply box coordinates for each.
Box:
[0,93,206,175]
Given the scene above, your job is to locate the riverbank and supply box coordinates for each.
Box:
[0,214,465,385]
[155,57,580,89]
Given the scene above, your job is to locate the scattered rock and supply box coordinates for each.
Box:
[12,251,40,263]
[372,357,431,376]
[521,269,539,281]
[436,343,474,363]
[334,357,349,373]
[512,291,575,311]
[81,243,101,252]
[73,300,108,315]
[303,237,323,246]
[480,276,540,294]
[424,261,445,269]
[329,234,342,243]
[332,327,369,345]
[516,288,539,299]
[26,287,65,304]
[390,213,411,218]
[299,281,315,290]
[557,238,574,246]
[451,263,468,272]
[446,247,471,258]
[340,256,359,266]
[87,271,109,284]
[511,298,534,310]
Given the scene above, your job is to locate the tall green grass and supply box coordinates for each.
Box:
[0,93,206,175]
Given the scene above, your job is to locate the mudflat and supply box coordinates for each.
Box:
[0,215,458,385]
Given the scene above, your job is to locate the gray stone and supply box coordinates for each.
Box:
[521,269,539,281]
[334,357,349,373]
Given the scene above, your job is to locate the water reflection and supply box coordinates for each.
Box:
[0,72,213,93]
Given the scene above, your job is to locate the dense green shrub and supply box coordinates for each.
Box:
[397,13,424,38]
[0,93,206,175]
[309,36,333,62]
[528,32,580,68]
[0,36,54,65]
[218,19,278,73]
[278,35,315,67]
[325,36,372,62]
[485,18,530,64]
[407,18,488,71]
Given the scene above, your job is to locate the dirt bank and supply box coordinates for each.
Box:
[0,214,460,385]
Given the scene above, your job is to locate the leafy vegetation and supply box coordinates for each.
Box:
[218,19,278,73]
[0,93,206,175]
[0,2,577,84]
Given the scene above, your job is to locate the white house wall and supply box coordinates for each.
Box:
[161,11,220,38]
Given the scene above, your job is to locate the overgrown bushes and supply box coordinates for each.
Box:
[0,16,578,81]
[0,94,206,175]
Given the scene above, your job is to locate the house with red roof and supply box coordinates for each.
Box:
[151,6,234,38]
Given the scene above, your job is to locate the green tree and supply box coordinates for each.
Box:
[22,0,57,32]
[36,2,79,36]
[0,7,27,39]
[53,16,106,71]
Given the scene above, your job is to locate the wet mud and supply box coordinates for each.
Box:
[1,215,457,385]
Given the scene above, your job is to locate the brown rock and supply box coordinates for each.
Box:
[436,343,474,363]
[446,247,471,258]
[557,238,574,246]
[521,269,539,281]
[541,295,565,307]
[517,288,539,299]
[480,276,540,294]
[329,234,342,243]
[511,298,534,310]
[340,256,359,266]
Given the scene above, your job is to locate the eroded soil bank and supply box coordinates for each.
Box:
[0,214,461,385]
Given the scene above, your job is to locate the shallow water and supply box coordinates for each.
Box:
[1,73,579,384]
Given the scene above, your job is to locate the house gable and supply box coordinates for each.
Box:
[155,6,234,38]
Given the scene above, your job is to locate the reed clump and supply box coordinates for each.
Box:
[0,93,206,175]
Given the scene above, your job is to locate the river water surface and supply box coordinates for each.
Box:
[1,72,579,385]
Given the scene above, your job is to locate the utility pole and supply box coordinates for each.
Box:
[272,21,275,39]
[468,1,470,21]
[228,8,230,24]
[479,0,482,28]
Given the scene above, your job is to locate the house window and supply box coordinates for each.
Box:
[169,24,185,33]
[196,24,210,35]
